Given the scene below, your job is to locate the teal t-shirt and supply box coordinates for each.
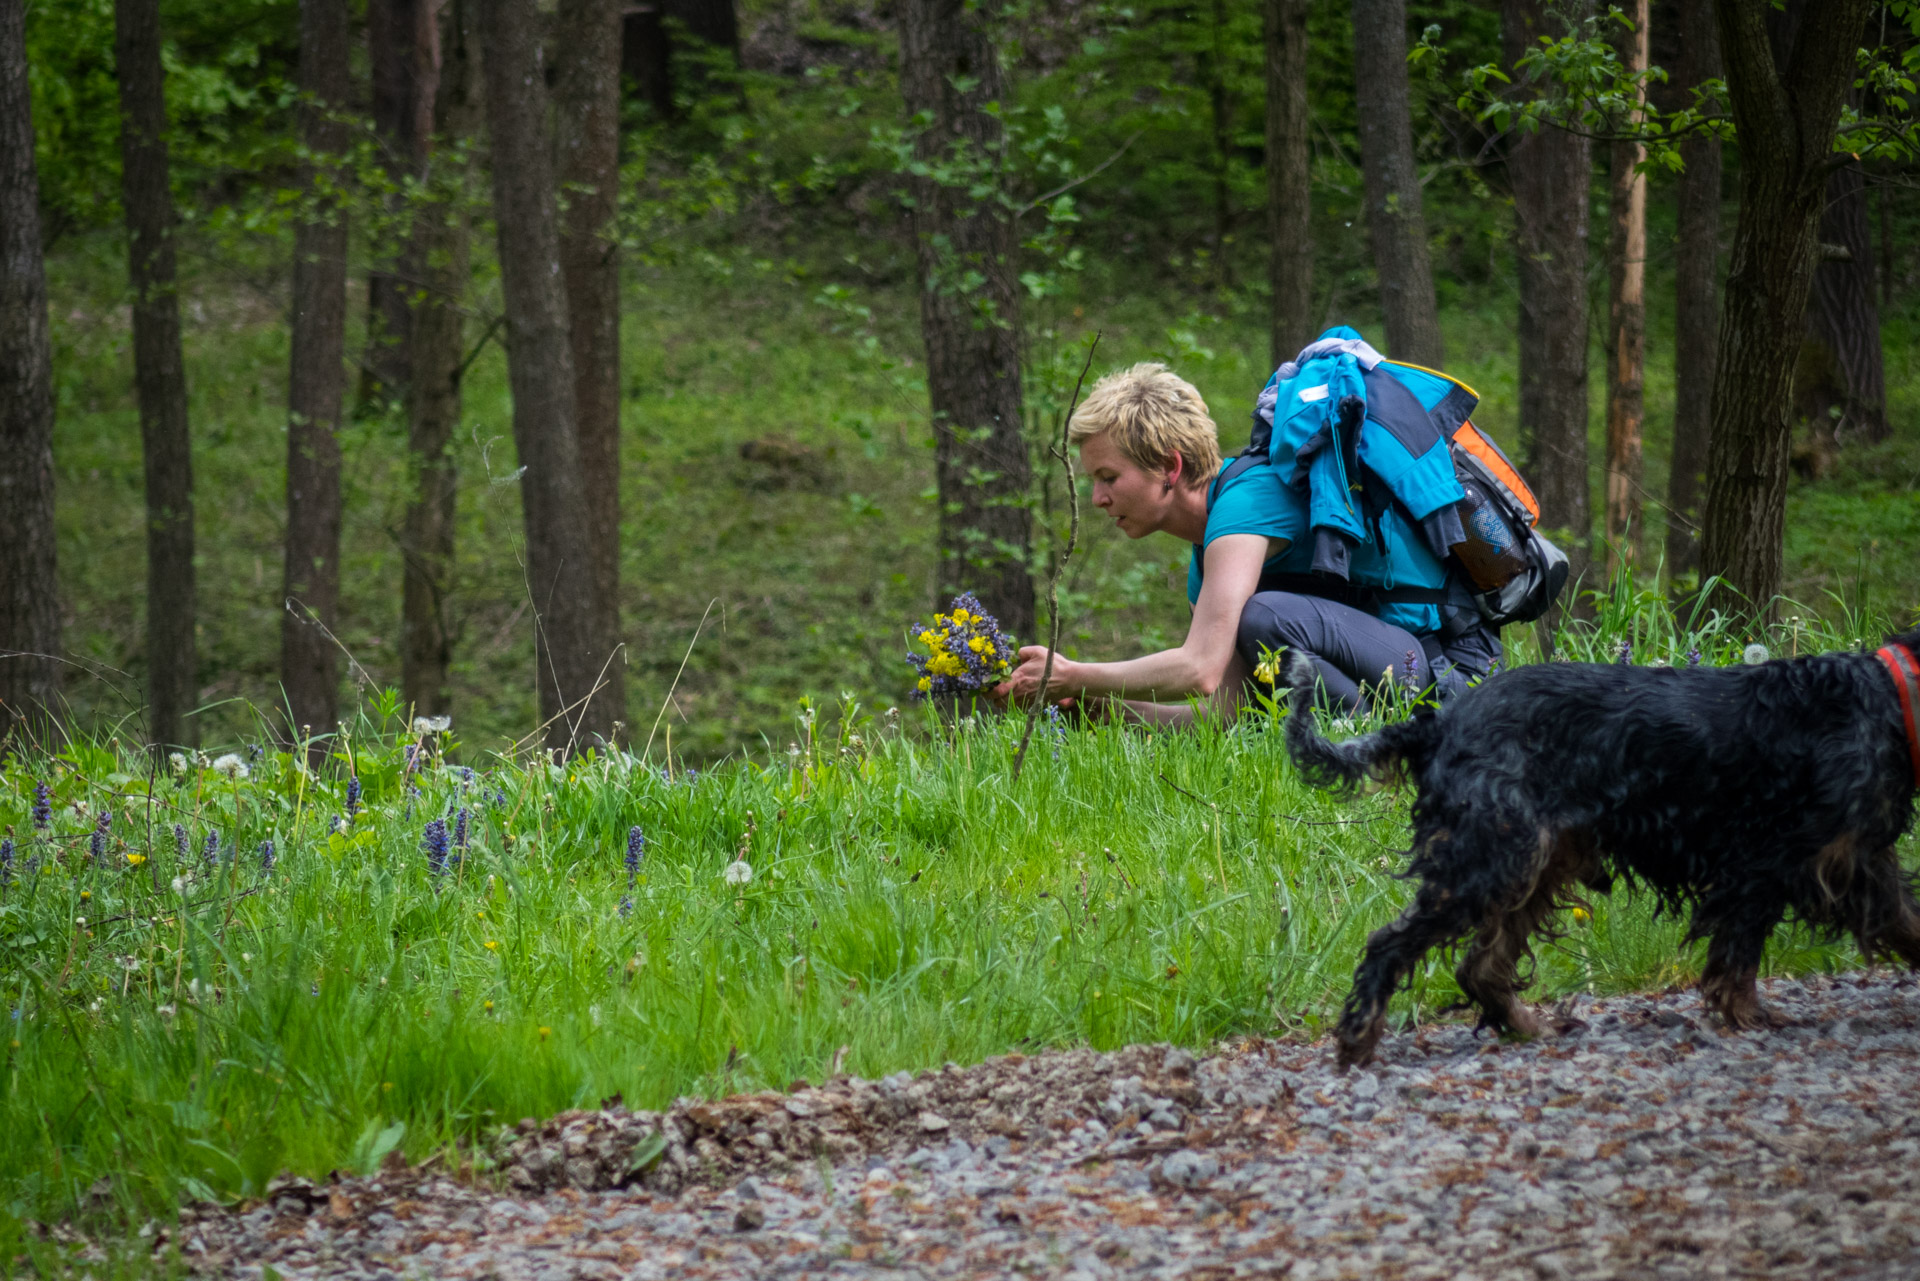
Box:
[1186,458,1313,605]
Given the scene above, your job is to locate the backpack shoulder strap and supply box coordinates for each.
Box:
[1206,448,1269,514]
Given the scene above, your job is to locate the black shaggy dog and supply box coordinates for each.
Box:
[1282,629,1920,1069]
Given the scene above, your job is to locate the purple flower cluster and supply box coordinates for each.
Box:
[203,831,220,867]
[424,818,451,877]
[31,782,50,830]
[454,807,470,852]
[1685,646,1703,668]
[258,840,276,873]
[345,775,362,823]
[906,592,1018,700]
[619,825,645,918]
[1,837,13,888]
[1616,639,1633,665]
[174,824,188,862]
[90,811,112,865]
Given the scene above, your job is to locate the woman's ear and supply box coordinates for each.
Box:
[1163,450,1184,493]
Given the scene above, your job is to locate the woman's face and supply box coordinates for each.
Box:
[1080,432,1175,540]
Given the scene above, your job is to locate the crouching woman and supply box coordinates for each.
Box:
[996,362,1498,724]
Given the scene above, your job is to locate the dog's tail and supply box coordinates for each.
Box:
[1282,650,1441,792]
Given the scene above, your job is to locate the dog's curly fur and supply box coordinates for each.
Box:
[1281,632,1920,1069]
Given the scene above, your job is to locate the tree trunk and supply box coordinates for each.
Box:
[360,0,437,409]
[401,0,479,722]
[114,0,197,750]
[1699,0,1874,624]
[478,0,616,751]
[1664,0,1720,580]
[1797,162,1886,445]
[1603,0,1648,573]
[1265,0,1312,367]
[282,0,351,753]
[0,0,60,744]
[555,0,627,738]
[898,0,1035,640]
[1350,0,1443,365]
[1502,0,1593,591]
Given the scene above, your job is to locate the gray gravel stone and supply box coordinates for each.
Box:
[147,972,1920,1281]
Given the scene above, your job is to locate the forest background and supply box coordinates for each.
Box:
[7,0,1920,761]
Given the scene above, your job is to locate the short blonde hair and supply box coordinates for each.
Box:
[1067,362,1221,485]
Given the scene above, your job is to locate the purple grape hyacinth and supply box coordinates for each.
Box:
[454,807,470,852]
[202,831,220,867]
[345,774,362,823]
[1617,639,1633,665]
[423,818,450,877]
[625,826,645,880]
[90,811,112,865]
[31,782,50,831]
[173,823,188,862]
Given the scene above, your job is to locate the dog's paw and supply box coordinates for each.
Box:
[1721,1000,1790,1032]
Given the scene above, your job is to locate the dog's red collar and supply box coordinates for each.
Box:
[1876,644,1920,788]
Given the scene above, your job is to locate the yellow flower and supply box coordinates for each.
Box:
[484,1000,494,1013]
[539,1026,551,1040]
[126,852,146,867]
[919,630,938,645]
[917,677,931,692]
[381,1081,394,1093]
[484,939,500,951]
[1571,907,1590,922]
[968,637,986,653]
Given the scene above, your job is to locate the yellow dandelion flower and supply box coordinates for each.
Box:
[484,939,500,951]
[381,1082,394,1093]
[539,1026,552,1040]
[126,852,146,867]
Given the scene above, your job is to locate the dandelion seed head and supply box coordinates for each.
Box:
[411,715,452,735]
[1743,643,1770,666]
[211,754,249,780]
[723,859,754,886]
[168,752,189,776]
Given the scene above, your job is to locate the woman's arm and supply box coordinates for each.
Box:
[999,533,1277,705]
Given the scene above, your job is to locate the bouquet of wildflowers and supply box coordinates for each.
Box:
[907,592,1018,699]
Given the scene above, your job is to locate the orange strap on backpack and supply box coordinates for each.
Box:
[1875,644,1920,788]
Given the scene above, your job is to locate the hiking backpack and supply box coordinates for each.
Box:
[1225,329,1569,630]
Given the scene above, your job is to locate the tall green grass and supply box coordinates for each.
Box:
[1,601,1908,1255]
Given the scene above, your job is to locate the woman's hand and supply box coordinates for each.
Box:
[996,646,1076,707]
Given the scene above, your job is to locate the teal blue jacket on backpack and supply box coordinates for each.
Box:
[1247,327,1476,634]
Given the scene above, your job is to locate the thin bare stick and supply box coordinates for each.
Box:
[642,598,719,763]
[1012,333,1100,781]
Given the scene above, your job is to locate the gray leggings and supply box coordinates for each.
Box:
[1235,591,1499,712]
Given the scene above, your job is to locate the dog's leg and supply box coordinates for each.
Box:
[1838,844,1920,969]
[1336,878,1480,1069]
[1696,892,1789,1031]
[1453,828,1594,1040]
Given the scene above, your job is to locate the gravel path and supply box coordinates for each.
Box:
[165,971,1920,1280]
